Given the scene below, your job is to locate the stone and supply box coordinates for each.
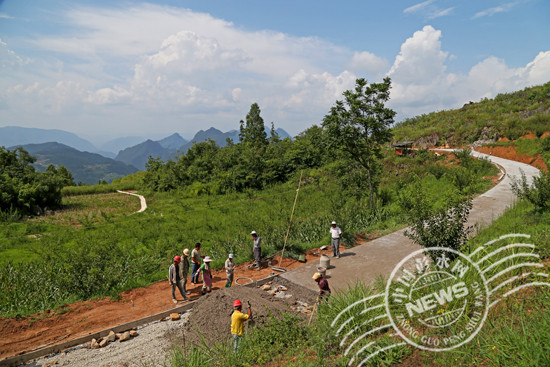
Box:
[107,331,116,342]
[90,338,99,349]
[320,245,328,250]
[129,330,138,337]
[260,284,271,291]
[269,289,277,296]
[44,360,59,366]
[277,285,288,291]
[170,313,180,321]
[99,337,109,348]
[119,331,131,342]
[115,333,122,340]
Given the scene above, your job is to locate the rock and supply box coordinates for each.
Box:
[260,284,271,291]
[99,337,109,348]
[115,333,122,340]
[267,281,272,285]
[320,245,328,250]
[277,285,288,291]
[44,360,59,366]
[269,289,277,296]
[129,330,138,337]
[90,338,99,349]
[170,313,180,321]
[119,331,131,342]
[107,331,117,342]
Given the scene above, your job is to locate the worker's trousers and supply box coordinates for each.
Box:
[254,247,261,269]
[331,237,340,257]
[171,280,186,300]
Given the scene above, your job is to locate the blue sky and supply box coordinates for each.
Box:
[1,0,549,145]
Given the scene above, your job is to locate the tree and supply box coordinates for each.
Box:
[239,103,268,147]
[322,77,396,209]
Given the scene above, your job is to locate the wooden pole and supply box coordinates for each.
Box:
[280,171,303,268]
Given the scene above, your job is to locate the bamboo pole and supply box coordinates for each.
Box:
[279,170,303,268]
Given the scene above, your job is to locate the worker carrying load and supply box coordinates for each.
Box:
[312,272,331,304]
[231,299,252,352]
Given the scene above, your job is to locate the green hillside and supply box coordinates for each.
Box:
[393,82,550,147]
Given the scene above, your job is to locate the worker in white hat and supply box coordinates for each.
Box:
[330,221,342,258]
[225,253,235,288]
[194,256,213,295]
[251,230,262,270]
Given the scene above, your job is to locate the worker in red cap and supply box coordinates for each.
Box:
[231,299,252,352]
[169,255,188,303]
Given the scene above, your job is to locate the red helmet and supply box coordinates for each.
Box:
[233,300,242,308]
[173,255,181,263]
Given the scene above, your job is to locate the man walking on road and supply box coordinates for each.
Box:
[225,253,235,288]
[251,231,261,270]
[330,221,342,258]
[179,248,191,295]
[231,299,252,352]
[191,243,201,284]
[169,256,188,303]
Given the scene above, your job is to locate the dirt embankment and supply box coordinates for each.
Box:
[475,145,547,171]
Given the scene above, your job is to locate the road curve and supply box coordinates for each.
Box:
[282,150,541,292]
[117,190,147,213]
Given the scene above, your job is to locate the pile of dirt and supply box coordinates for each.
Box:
[175,277,316,346]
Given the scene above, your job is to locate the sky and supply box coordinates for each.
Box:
[1,0,549,145]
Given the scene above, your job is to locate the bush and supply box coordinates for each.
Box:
[511,168,550,212]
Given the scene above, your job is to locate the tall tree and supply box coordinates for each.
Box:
[239,103,268,147]
[322,77,396,209]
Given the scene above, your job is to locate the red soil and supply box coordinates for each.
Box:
[475,145,547,171]
[0,247,335,360]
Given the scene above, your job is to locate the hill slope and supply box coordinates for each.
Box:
[392,82,550,147]
[0,126,98,153]
[15,142,139,184]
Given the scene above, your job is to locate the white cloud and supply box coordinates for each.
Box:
[1,3,549,140]
[387,26,550,118]
[403,0,436,14]
[429,7,455,19]
[346,51,389,79]
[473,2,518,19]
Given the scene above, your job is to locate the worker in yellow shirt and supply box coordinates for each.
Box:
[231,299,252,352]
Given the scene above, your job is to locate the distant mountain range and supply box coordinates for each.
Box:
[1,125,293,173]
[12,142,139,185]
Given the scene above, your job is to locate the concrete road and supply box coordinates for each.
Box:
[281,151,541,292]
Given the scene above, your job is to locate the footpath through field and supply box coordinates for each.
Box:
[282,150,541,292]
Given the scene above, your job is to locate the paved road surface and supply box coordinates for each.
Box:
[281,151,540,292]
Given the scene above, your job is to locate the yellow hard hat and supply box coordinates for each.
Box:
[312,273,322,280]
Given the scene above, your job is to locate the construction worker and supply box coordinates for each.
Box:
[330,221,342,258]
[231,299,252,352]
[169,256,188,303]
[194,256,213,295]
[251,230,261,270]
[312,272,331,304]
[179,248,191,295]
[191,242,202,284]
[225,253,235,288]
